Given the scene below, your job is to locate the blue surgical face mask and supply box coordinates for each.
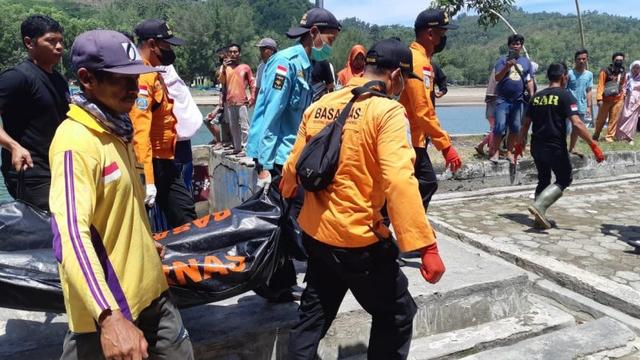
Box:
[311,35,333,61]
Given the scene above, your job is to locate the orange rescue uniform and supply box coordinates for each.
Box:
[281,77,436,253]
[129,59,177,185]
[399,42,451,150]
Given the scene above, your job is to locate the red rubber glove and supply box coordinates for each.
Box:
[442,146,462,173]
[420,243,445,284]
[590,142,605,163]
[513,143,524,163]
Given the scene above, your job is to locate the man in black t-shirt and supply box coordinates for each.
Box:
[311,59,335,101]
[515,63,604,229]
[0,15,69,211]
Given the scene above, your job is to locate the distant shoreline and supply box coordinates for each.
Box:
[191,86,487,107]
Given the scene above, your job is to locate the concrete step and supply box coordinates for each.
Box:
[185,235,532,360]
[344,295,575,360]
[460,317,638,360]
[0,234,532,360]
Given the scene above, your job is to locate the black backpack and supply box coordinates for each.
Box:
[296,80,389,192]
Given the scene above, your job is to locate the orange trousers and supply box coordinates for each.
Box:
[594,99,624,141]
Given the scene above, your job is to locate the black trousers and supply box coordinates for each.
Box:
[4,175,50,212]
[153,158,197,228]
[288,234,417,360]
[414,147,438,211]
[531,144,572,196]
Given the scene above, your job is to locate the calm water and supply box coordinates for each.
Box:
[0,105,488,203]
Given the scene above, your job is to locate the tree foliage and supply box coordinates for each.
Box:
[431,0,516,28]
[2,1,640,87]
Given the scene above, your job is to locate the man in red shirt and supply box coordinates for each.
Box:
[218,43,256,156]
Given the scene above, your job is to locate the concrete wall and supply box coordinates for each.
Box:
[193,144,640,211]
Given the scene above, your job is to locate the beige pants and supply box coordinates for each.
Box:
[594,99,624,141]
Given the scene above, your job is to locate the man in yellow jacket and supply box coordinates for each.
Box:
[282,38,445,360]
[130,19,196,228]
[49,30,193,360]
[400,8,462,211]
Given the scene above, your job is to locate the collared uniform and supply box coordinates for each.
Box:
[398,41,452,210]
[129,59,177,185]
[49,104,168,333]
[129,59,196,228]
[246,43,312,170]
[283,77,436,359]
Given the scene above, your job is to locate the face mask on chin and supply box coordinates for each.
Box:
[158,47,176,66]
[391,73,405,100]
[433,35,447,54]
[311,34,333,61]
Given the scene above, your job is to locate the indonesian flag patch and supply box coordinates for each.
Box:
[273,65,288,90]
[570,104,578,112]
[422,66,432,89]
[103,162,121,184]
[138,85,149,96]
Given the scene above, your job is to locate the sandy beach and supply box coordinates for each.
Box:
[192,86,487,107]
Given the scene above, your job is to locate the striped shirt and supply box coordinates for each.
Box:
[49,104,167,333]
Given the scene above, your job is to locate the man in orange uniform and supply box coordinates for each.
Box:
[282,38,445,360]
[130,19,196,227]
[400,8,462,211]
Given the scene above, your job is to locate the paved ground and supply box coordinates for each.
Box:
[429,179,640,290]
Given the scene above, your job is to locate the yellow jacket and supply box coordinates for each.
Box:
[281,77,436,252]
[49,104,168,333]
[399,42,451,150]
[129,59,177,184]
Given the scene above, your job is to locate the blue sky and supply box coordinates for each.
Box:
[323,0,640,26]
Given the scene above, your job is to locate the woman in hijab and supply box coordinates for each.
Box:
[337,44,366,87]
[616,60,640,144]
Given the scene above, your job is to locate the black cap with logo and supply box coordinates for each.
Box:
[134,19,186,46]
[286,7,341,39]
[414,8,459,31]
[365,38,421,80]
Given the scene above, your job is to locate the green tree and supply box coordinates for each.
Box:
[432,0,516,27]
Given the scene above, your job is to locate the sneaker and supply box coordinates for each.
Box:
[239,157,255,167]
[489,152,499,164]
[570,150,585,158]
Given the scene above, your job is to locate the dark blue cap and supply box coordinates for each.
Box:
[71,30,158,75]
[366,38,421,80]
[134,19,186,46]
[286,7,341,38]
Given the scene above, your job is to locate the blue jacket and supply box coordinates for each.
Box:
[246,44,312,170]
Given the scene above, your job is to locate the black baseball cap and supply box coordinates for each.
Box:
[71,30,158,75]
[286,7,341,39]
[134,19,186,46]
[365,38,421,80]
[415,8,459,31]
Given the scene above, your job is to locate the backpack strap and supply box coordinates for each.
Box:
[334,80,390,128]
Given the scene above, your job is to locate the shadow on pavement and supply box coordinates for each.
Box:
[601,223,640,254]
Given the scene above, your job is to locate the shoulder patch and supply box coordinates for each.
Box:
[273,65,288,90]
[136,96,149,110]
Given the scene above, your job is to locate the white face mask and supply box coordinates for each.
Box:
[392,72,405,100]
